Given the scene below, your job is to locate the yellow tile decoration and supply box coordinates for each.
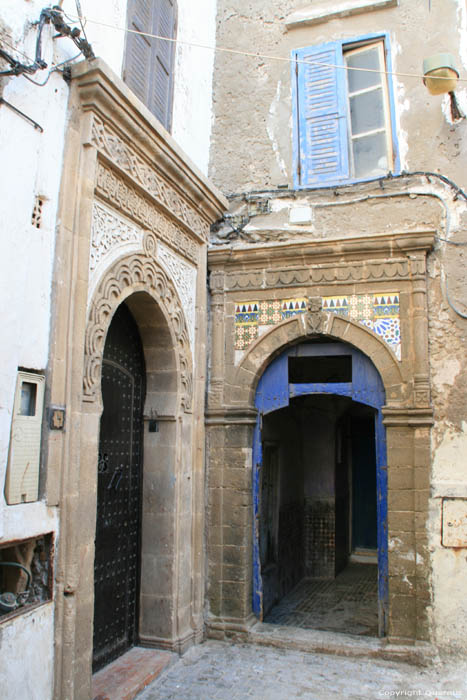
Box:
[235,294,401,359]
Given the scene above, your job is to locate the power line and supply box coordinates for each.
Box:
[64,12,467,85]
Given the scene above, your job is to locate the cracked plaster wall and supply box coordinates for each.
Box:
[209,0,467,653]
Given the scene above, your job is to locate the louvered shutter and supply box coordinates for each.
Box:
[293,42,349,187]
[124,0,153,105]
[150,0,176,130]
[124,0,176,131]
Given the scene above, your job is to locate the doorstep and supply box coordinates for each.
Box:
[92,646,176,700]
[248,622,436,666]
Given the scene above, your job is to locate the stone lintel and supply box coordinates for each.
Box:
[208,231,436,270]
[285,0,398,29]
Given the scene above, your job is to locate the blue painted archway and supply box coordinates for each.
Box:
[252,341,388,634]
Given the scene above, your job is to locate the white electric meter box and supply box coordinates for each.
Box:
[4,371,45,504]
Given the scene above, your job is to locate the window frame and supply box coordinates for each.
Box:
[291,32,400,189]
[123,0,178,132]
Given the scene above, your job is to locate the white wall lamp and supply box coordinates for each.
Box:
[423,53,464,121]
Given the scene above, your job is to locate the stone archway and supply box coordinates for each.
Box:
[47,60,226,700]
[82,242,199,653]
[206,307,433,647]
[234,309,406,408]
[84,231,192,411]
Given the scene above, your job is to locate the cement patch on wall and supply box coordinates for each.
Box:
[0,603,54,700]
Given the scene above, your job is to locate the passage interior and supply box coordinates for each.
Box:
[260,392,379,636]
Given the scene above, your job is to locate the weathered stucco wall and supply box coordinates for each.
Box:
[209,0,467,192]
[209,0,467,655]
[0,1,219,697]
[0,604,55,700]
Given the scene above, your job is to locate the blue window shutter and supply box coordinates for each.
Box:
[293,42,349,187]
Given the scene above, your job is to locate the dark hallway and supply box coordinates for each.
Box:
[259,394,379,636]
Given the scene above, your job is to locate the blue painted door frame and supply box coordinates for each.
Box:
[252,342,388,635]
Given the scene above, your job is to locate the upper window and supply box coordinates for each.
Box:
[123,0,177,131]
[292,35,399,188]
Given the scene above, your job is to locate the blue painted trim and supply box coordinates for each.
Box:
[292,31,400,189]
[252,342,388,633]
[290,382,352,399]
[291,51,300,190]
[382,32,401,176]
[252,418,263,618]
[375,409,388,635]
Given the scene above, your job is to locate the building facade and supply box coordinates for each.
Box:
[0,2,225,699]
[1,1,467,699]
[206,0,467,656]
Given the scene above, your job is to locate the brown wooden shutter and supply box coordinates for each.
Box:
[150,0,176,130]
[124,0,152,104]
[124,0,177,131]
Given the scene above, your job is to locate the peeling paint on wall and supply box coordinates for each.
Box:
[267,81,289,179]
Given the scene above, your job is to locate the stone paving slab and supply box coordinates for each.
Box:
[136,640,467,700]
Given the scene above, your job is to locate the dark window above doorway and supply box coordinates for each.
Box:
[288,355,352,383]
[123,0,177,131]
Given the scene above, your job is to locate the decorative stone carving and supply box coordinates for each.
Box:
[266,268,309,287]
[210,226,310,245]
[91,117,209,240]
[158,242,196,345]
[310,261,411,284]
[209,271,225,292]
[90,201,143,271]
[89,201,143,301]
[307,296,326,334]
[96,162,199,264]
[226,271,264,290]
[223,259,414,291]
[84,253,193,411]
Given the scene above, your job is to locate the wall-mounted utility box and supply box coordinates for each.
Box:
[4,371,45,504]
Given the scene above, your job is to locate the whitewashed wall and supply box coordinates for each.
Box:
[0,1,217,697]
[60,0,216,173]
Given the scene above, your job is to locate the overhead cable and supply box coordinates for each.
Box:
[62,12,467,84]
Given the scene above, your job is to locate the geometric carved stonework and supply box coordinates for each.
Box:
[158,242,197,346]
[89,201,143,303]
[84,231,193,411]
[90,200,142,273]
[91,116,209,242]
[95,162,199,265]
[225,258,422,291]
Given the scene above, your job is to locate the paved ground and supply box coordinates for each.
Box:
[266,563,378,637]
[136,640,467,700]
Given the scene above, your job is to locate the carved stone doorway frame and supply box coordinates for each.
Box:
[206,232,434,648]
[45,60,227,700]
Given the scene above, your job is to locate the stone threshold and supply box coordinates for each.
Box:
[247,622,436,666]
[92,646,176,700]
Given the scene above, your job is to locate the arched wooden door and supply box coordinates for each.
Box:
[93,302,145,672]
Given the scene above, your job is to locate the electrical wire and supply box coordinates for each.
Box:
[62,11,467,85]
[0,7,93,79]
[22,53,82,86]
[0,38,36,64]
[74,0,90,46]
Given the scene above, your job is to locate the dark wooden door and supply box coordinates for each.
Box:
[93,303,145,672]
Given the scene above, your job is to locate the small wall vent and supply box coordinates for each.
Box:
[31,196,44,229]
